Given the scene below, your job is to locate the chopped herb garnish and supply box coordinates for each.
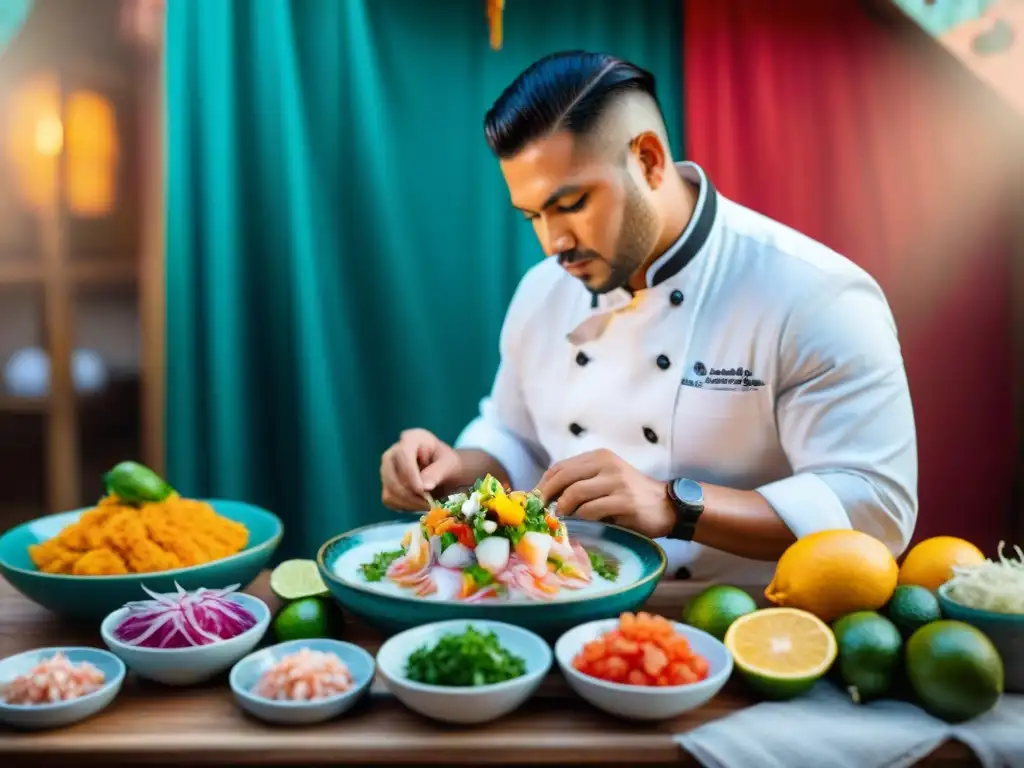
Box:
[404,625,526,687]
[471,515,490,543]
[524,495,545,517]
[462,564,494,587]
[505,523,527,546]
[359,549,404,582]
[588,548,620,581]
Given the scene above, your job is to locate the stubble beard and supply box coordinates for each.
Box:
[588,176,661,295]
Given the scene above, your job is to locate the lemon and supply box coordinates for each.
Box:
[724,607,837,700]
[683,585,758,641]
[898,536,985,592]
[269,559,330,602]
[765,530,898,622]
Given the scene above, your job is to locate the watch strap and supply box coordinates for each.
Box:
[666,479,704,542]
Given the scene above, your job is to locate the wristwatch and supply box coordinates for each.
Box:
[666,478,705,541]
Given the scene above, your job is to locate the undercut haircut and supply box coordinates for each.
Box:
[483,51,662,160]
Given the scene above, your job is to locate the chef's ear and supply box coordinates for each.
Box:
[629,131,668,190]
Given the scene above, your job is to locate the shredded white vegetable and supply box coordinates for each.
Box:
[944,541,1024,615]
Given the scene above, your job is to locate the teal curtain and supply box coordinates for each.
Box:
[166,0,683,561]
[0,0,31,53]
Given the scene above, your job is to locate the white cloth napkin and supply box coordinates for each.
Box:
[676,682,1024,768]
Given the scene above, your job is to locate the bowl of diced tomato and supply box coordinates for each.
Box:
[554,612,733,721]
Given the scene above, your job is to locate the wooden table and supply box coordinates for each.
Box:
[0,573,978,767]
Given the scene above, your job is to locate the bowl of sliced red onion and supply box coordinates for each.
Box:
[99,583,271,686]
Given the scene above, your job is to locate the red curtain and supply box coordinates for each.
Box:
[683,0,1020,554]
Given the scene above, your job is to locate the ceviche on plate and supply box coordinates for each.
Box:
[356,475,622,602]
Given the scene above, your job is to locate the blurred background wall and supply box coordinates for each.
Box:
[0,0,1020,562]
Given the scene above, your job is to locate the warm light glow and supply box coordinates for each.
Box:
[65,90,119,217]
[33,115,63,156]
[487,0,505,50]
[6,72,60,210]
[5,73,119,216]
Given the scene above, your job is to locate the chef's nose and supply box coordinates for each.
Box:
[543,226,576,258]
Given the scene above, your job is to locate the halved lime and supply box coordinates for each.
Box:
[269,559,329,602]
[724,607,838,700]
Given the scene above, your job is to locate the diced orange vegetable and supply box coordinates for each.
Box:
[669,662,698,685]
[688,655,710,681]
[641,643,669,677]
[424,507,450,531]
[627,669,651,686]
[609,636,640,657]
[487,495,526,526]
[545,515,560,530]
[603,656,629,683]
[582,639,607,663]
[572,612,711,688]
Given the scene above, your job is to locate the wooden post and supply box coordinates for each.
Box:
[137,5,166,478]
[41,75,81,513]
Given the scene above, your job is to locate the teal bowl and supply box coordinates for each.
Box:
[937,581,1024,693]
[316,519,666,641]
[0,500,283,621]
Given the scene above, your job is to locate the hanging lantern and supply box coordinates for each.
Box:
[5,73,120,217]
[65,90,119,217]
[487,0,505,50]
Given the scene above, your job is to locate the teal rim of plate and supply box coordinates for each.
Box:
[316,518,667,607]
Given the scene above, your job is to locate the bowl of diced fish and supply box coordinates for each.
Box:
[229,638,376,725]
[0,647,126,730]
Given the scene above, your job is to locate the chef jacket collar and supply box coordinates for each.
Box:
[568,162,719,338]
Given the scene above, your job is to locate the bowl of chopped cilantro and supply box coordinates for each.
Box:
[375,619,552,724]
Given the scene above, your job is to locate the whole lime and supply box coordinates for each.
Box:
[832,611,903,703]
[272,597,345,642]
[683,585,758,641]
[885,585,941,639]
[905,620,1003,723]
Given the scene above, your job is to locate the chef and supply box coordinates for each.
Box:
[379,51,918,584]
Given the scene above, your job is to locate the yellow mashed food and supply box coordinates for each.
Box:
[29,494,249,576]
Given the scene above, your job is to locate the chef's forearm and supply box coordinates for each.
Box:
[692,483,797,561]
[451,449,512,491]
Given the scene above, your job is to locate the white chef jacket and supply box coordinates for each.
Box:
[455,161,918,584]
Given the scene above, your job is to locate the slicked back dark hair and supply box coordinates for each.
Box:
[484,51,660,159]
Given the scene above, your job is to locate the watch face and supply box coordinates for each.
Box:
[673,478,704,506]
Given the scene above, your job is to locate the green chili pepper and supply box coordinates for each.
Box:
[102,461,175,505]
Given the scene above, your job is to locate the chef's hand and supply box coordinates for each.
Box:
[380,428,461,511]
[535,449,675,539]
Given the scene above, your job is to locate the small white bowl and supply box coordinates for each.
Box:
[555,618,733,721]
[0,646,126,730]
[376,619,552,725]
[99,592,270,686]
[229,638,375,725]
